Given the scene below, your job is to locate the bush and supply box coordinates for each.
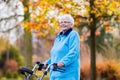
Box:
[4,60,18,73]
[99,60,120,80]
[0,45,24,69]
[13,72,18,78]
[80,59,120,80]
[4,70,20,79]
[5,70,13,78]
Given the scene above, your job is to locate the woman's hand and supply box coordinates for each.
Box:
[43,64,48,69]
[57,62,64,68]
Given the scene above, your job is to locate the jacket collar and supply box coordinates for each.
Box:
[59,28,73,36]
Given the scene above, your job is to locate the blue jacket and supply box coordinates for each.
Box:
[45,28,80,80]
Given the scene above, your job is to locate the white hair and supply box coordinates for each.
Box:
[58,14,74,25]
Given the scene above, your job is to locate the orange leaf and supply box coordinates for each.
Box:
[105,26,111,31]
[103,21,109,25]
[95,31,100,36]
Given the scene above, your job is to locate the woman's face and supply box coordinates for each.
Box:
[59,19,72,31]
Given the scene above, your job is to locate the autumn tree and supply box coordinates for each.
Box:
[82,0,120,80]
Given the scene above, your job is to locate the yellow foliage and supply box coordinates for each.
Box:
[22,0,120,37]
[24,7,28,12]
[22,0,83,32]
[93,0,120,18]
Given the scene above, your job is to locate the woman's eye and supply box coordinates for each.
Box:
[60,21,70,23]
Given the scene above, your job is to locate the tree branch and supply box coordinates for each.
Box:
[0,14,24,22]
[0,24,21,33]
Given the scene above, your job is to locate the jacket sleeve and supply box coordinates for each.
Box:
[60,32,80,66]
[45,58,51,64]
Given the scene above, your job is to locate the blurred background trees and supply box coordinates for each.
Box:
[0,0,120,80]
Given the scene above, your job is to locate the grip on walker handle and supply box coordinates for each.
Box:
[35,61,44,70]
[38,64,44,70]
[53,63,65,72]
[36,61,41,65]
[53,63,58,70]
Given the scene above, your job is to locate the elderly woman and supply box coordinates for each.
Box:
[45,14,80,80]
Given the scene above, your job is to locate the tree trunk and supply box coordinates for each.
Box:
[24,31,32,68]
[89,0,96,80]
[23,0,32,68]
[6,39,10,62]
